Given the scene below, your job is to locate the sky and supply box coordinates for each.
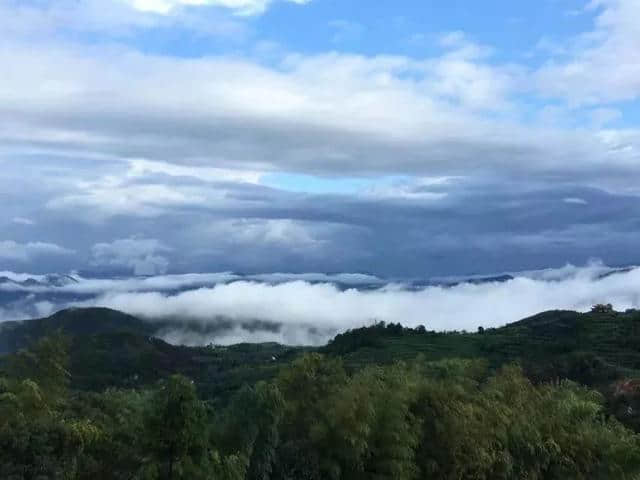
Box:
[1,0,640,278]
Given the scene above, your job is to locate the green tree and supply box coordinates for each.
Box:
[217,382,284,480]
[7,331,71,403]
[358,364,419,480]
[275,353,348,480]
[145,375,208,480]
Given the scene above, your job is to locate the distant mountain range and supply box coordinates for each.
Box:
[0,273,79,289]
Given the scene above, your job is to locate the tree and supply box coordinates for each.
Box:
[591,304,614,314]
[275,354,348,480]
[217,382,284,480]
[357,364,419,480]
[7,331,71,403]
[146,375,208,480]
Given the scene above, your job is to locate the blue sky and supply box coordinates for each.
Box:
[253,0,592,58]
[123,0,595,61]
[1,0,640,278]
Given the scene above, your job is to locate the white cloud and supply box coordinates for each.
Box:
[48,182,208,219]
[0,271,384,295]
[71,263,640,345]
[3,263,640,344]
[364,176,453,200]
[122,0,311,16]
[0,241,74,262]
[91,237,173,275]
[3,39,637,186]
[12,217,35,226]
[563,197,589,205]
[127,159,263,184]
[45,163,224,219]
[0,0,248,38]
[535,0,640,105]
[42,159,271,220]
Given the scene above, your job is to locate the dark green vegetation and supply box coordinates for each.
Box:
[0,308,303,400]
[2,306,640,478]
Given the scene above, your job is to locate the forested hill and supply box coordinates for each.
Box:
[3,306,640,397]
[3,306,640,478]
[0,307,154,355]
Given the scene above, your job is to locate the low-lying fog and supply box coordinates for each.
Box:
[2,262,639,346]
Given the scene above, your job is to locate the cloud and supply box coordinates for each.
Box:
[206,218,325,248]
[4,150,640,276]
[91,237,173,275]
[3,33,636,186]
[0,241,74,262]
[563,197,589,205]
[535,0,640,105]
[123,0,311,15]
[3,263,640,345]
[0,271,383,296]
[127,159,263,184]
[1,0,640,279]
[48,180,210,219]
[66,263,640,345]
[12,217,35,226]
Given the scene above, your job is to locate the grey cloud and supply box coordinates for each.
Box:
[91,237,173,275]
[3,151,640,276]
[0,240,74,262]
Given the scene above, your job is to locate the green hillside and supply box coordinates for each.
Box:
[0,307,154,355]
[3,306,640,414]
[3,306,640,478]
[4,306,640,396]
[325,308,640,377]
[0,308,305,401]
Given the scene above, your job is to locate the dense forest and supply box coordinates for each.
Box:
[2,306,640,478]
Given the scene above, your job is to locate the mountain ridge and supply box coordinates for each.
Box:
[3,305,640,428]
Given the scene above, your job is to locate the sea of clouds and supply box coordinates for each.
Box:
[2,262,640,346]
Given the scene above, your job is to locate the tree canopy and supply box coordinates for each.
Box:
[1,334,640,479]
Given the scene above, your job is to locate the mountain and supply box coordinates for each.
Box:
[0,307,153,355]
[0,307,304,399]
[0,273,79,289]
[4,307,639,477]
[3,306,640,425]
[327,308,640,377]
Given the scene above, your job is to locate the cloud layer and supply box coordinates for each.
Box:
[85,264,640,345]
[2,264,640,346]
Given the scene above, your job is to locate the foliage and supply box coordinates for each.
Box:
[3,307,640,478]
